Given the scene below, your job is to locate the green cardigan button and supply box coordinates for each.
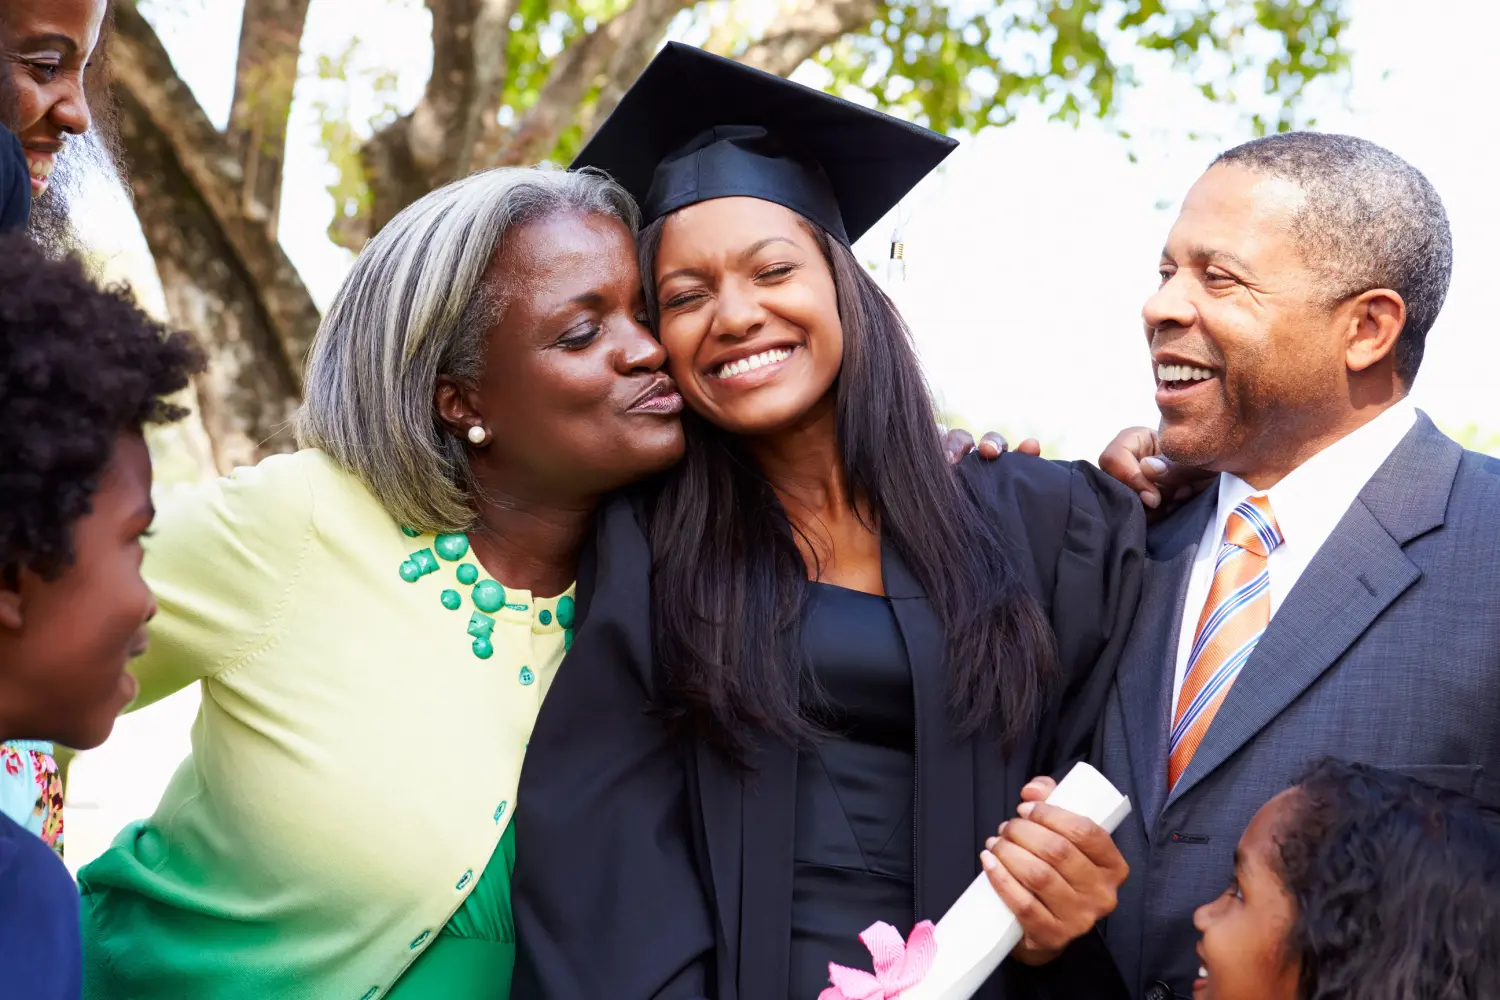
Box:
[556,595,576,628]
[434,534,469,561]
[471,580,505,613]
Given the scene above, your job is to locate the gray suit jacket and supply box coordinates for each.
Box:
[1098,414,1500,1000]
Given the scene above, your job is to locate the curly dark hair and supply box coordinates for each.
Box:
[0,234,204,583]
[1277,758,1500,1000]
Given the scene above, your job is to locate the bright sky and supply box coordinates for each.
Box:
[62,0,1500,870]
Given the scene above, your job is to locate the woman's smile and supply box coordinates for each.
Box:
[704,343,803,388]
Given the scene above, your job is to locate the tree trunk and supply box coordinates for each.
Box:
[112,2,319,471]
[117,86,302,469]
[225,0,313,242]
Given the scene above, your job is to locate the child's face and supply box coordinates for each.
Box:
[0,432,157,750]
[1192,789,1302,1000]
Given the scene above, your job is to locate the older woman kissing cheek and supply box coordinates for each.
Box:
[77,166,683,1000]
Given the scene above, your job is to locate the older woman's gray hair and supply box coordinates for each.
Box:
[298,165,640,531]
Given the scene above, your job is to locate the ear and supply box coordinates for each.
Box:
[434,376,485,440]
[1344,288,1406,374]
[0,585,23,633]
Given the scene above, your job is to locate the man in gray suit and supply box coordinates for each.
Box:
[1087,132,1500,1000]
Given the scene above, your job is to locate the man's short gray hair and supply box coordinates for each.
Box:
[1213,132,1452,385]
[298,165,640,531]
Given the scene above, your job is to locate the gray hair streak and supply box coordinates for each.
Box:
[1213,132,1452,385]
[297,165,640,531]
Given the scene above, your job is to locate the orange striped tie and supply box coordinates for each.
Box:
[1168,495,1282,789]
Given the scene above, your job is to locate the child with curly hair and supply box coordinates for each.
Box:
[1193,757,1500,1000]
[0,232,204,998]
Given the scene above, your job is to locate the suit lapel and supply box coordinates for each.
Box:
[1167,414,1462,806]
[1120,488,1215,828]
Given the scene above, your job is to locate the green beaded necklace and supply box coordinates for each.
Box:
[397,528,576,661]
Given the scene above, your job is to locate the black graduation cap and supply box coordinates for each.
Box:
[1,126,30,235]
[572,42,957,246]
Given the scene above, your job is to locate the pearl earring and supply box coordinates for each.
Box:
[467,425,489,446]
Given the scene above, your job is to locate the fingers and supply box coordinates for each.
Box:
[977,431,1010,459]
[980,803,1128,959]
[943,427,976,464]
[1014,437,1042,457]
[1018,775,1057,803]
[980,838,1059,934]
[1098,426,1165,508]
[1012,803,1126,878]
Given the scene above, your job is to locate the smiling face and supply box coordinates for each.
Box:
[441,210,685,502]
[0,432,157,750]
[1192,789,1302,1000]
[0,0,106,197]
[1144,164,1357,480]
[652,196,844,437]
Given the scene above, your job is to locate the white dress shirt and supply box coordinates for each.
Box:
[1170,400,1418,709]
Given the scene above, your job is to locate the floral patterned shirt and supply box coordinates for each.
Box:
[0,741,64,857]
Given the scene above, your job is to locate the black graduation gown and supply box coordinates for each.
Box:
[512,454,1145,1000]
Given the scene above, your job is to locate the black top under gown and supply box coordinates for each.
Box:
[790,582,916,997]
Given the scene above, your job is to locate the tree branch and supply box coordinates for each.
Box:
[736,0,882,77]
[225,0,311,241]
[492,0,694,166]
[112,4,322,465]
[359,0,522,242]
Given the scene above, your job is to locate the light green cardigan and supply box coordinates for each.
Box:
[78,450,571,999]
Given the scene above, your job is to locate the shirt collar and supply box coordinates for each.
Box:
[1212,399,1418,549]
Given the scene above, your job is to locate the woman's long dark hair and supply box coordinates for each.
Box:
[639,213,1057,760]
[1278,758,1500,1000]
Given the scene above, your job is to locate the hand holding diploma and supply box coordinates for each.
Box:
[978,773,1130,965]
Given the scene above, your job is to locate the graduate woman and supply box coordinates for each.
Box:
[514,45,1144,1000]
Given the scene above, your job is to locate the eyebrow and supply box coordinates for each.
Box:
[657,235,801,285]
[1167,244,1258,278]
[15,33,79,55]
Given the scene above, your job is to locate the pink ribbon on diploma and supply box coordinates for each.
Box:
[818,920,937,1000]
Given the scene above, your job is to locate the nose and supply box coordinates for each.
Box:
[1192,896,1220,933]
[1142,272,1195,342]
[711,276,769,340]
[617,318,669,374]
[49,77,93,136]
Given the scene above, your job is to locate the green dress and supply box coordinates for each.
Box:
[386,822,516,998]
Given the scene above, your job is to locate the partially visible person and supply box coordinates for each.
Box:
[1194,758,1500,1000]
[76,167,687,999]
[1078,132,1500,999]
[1,121,27,229]
[0,233,203,999]
[0,0,119,253]
[0,122,70,857]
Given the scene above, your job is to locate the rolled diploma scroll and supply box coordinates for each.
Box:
[899,762,1131,1000]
